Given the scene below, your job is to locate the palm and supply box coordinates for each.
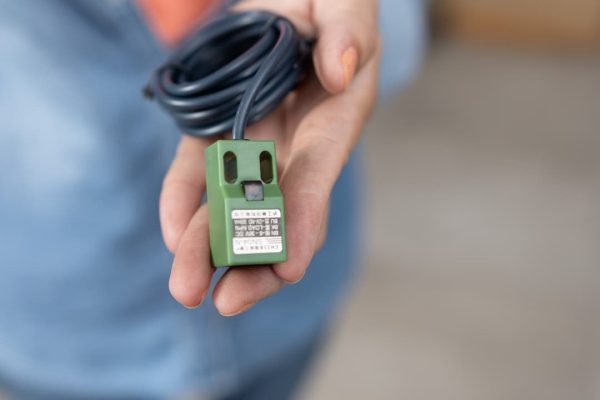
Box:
[244,73,328,167]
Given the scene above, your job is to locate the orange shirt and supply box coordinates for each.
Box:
[137,0,218,47]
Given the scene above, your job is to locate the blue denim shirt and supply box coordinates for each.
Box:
[0,0,425,397]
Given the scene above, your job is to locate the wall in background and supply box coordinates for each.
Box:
[433,0,600,50]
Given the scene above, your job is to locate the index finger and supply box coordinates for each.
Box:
[160,135,212,253]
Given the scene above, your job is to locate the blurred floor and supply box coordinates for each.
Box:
[300,39,600,400]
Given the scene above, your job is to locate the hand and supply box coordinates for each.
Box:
[160,0,380,315]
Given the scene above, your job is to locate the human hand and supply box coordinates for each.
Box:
[160,0,380,315]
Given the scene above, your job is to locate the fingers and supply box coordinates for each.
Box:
[234,0,379,94]
[169,205,215,308]
[315,202,330,250]
[273,43,381,284]
[160,136,212,253]
[312,0,379,94]
[213,266,285,316]
[232,0,315,37]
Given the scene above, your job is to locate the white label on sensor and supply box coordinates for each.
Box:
[232,209,283,254]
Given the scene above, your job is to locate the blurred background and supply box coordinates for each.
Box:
[301,1,600,399]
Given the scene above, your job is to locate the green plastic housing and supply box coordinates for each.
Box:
[205,140,287,267]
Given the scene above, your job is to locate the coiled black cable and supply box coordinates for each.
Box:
[145,10,312,140]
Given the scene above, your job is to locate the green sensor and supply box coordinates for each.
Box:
[147,11,309,269]
[205,140,287,267]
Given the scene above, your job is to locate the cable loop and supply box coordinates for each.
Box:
[146,11,312,139]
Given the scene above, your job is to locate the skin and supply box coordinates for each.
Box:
[160,0,381,316]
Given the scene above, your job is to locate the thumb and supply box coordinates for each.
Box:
[312,0,379,94]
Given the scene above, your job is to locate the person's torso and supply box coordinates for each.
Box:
[0,1,425,397]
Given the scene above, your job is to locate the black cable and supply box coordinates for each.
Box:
[145,10,312,140]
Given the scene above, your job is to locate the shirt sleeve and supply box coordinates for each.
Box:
[378,0,428,101]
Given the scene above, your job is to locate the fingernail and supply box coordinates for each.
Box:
[341,47,358,89]
[182,289,208,310]
[220,302,256,317]
[289,271,305,285]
